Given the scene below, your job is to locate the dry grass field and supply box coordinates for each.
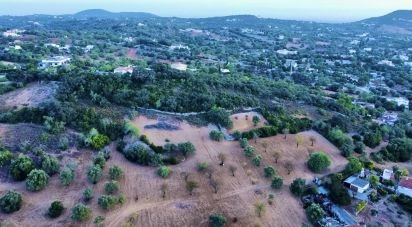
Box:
[0,114,347,227]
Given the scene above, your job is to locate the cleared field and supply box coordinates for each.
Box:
[0,82,57,110]
[0,114,347,226]
[229,111,267,133]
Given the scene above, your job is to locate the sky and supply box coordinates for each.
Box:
[1,0,412,22]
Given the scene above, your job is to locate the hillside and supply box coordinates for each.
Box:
[74,9,158,19]
[360,10,412,34]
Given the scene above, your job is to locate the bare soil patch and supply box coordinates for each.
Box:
[229,111,267,133]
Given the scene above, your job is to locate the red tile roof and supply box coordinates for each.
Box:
[400,178,412,189]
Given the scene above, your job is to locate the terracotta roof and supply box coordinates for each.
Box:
[400,178,412,189]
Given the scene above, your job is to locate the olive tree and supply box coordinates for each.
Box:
[26,169,49,192]
[71,203,92,221]
[87,165,103,184]
[48,201,64,218]
[10,154,35,181]
[307,152,331,173]
[0,190,22,214]
[109,165,124,180]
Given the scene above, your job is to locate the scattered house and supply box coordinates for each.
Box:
[169,44,190,51]
[114,66,134,75]
[378,60,395,67]
[344,175,370,193]
[386,97,409,109]
[363,48,372,52]
[38,56,71,69]
[170,62,188,71]
[398,178,412,198]
[2,29,24,37]
[382,169,394,181]
[220,68,231,74]
[276,49,297,55]
[84,45,94,53]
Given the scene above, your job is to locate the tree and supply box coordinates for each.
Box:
[109,165,124,180]
[344,157,363,176]
[93,153,106,169]
[206,107,232,128]
[41,155,60,176]
[254,202,265,218]
[284,161,295,175]
[97,195,118,210]
[0,191,22,214]
[48,201,64,218]
[59,166,75,186]
[306,203,325,224]
[272,151,280,163]
[71,203,91,222]
[158,166,172,178]
[228,164,237,177]
[186,180,198,195]
[218,153,226,166]
[262,142,268,152]
[295,135,304,148]
[0,149,13,167]
[307,152,331,173]
[26,169,49,192]
[104,180,120,194]
[264,166,276,178]
[369,175,379,188]
[252,155,262,166]
[178,142,196,157]
[83,187,94,202]
[10,153,35,181]
[87,165,103,184]
[309,136,317,146]
[244,146,255,157]
[271,176,283,189]
[210,130,224,142]
[239,138,248,148]
[290,178,306,197]
[161,183,168,199]
[197,161,209,172]
[44,116,65,134]
[252,116,260,127]
[210,176,223,193]
[209,213,227,227]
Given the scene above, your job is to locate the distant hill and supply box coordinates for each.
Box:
[74,9,158,19]
[360,10,412,34]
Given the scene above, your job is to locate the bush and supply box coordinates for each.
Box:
[109,165,124,180]
[87,165,103,184]
[0,149,13,167]
[307,152,331,173]
[158,166,171,178]
[104,180,120,194]
[59,166,75,186]
[263,166,275,178]
[93,153,106,169]
[123,143,162,166]
[83,187,94,202]
[58,136,69,150]
[25,169,49,192]
[48,201,64,218]
[271,176,283,189]
[252,155,262,166]
[305,203,325,224]
[244,146,255,157]
[377,138,412,162]
[10,154,35,181]
[239,138,248,148]
[197,162,209,172]
[209,130,224,142]
[290,178,306,197]
[209,213,227,227]
[0,190,22,214]
[41,155,60,176]
[97,195,118,210]
[396,194,412,213]
[83,128,110,150]
[177,142,196,157]
[206,107,233,128]
[71,203,91,221]
[344,157,363,176]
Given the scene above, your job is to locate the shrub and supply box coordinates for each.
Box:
[209,213,227,227]
[290,178,306,197]
[97,195,118,210]
[83,187,94,202]
[93,153,106,169]
[239,138,248,148]
[123,143,162,166]
[197,162,209,172]
[344,157,363,176]
[104,180,120,194]
[124,121,140,137]
[59,166,75,186]
[0,149,13,167]
[48,201,64,218]
[307,152,331,173]
[0,191,22,214]
[158,166,171,178]
[41,155,60,176]
[87,165,103,184]
[209,130,224,142]
[177,142,196,157]
[26,169,49,192]
[71,203,91,221]
[206,107,233,128]
[10,154,35,181]
[396,194,412,213]
[355,201,367,215]
[58,136,69,150]
[378,138,412,162]
[306,203,325,224]
[244,146,255,157]
[263,166,275,178]
[109,165,124,180]
[252,155,262,166]
[44,116,65,134]
[83,128,110,150]
[271,176,283,189]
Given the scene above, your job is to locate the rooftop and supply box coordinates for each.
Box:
[400,178,412,189]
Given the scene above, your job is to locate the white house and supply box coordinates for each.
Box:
[114,66,133,75]
[38,56,71,69]
[344,176,370,193]
[277,49,297,55]
[382,169,393,181]
[398,178,412,198]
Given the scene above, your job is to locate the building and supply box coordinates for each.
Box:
[38,56,71,69]
[398,178,412,198]
[276,49,297,55]
[114,66,133,75]
[382,169,394,181]
[344,176,370,193]
[170,62,187,71]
